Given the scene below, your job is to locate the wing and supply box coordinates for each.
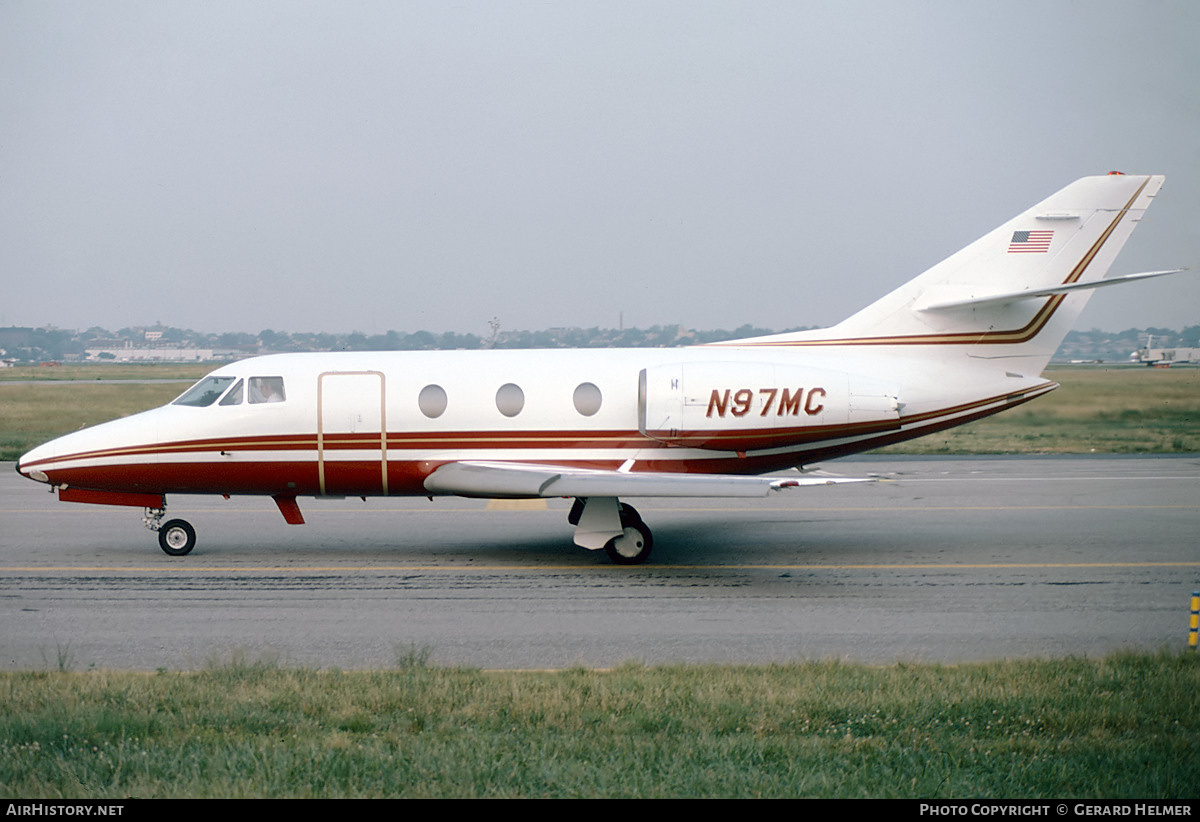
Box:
[422,460,872,499]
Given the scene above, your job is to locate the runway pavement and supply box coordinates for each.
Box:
[2,456,1197,670]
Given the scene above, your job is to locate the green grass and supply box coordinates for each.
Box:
[874,366,1200,454]
[0,383,189,460]
[0,363,215,382]
[1,653,1196,798]
[0,364,213,460]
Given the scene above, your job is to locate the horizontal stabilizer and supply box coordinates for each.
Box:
[915,268,1190,312]
[424,460,872,499]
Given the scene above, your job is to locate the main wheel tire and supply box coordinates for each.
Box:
[158,519,196,557]
[603,517,653,565]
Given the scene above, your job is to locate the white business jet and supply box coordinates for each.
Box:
[16,173,1185,563]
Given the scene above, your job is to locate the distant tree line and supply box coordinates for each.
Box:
[1,322,1197,364]
[0,323,799,362]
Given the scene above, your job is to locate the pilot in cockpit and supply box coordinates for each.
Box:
[249,377,285,403]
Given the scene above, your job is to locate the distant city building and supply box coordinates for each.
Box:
[85,347,216,362]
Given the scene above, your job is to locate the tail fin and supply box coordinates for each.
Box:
[732,174,1166,372]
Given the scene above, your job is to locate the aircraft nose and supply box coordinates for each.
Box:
[15,406,164,490]
[17,428,78,487]
[16,441,55,484]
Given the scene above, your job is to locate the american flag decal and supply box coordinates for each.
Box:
[1008,230,1053,253]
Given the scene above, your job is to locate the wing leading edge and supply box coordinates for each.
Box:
[422,460,871,499]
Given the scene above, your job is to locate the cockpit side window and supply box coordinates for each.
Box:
[218,379,244,406]
[248,376,286,404]
[173,376,237,407]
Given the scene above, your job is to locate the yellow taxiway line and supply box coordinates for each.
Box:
[2,561,1198,574]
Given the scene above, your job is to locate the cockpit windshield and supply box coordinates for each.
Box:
[173,375,286,407]
[173,376,237,407]
[218,379,244,406]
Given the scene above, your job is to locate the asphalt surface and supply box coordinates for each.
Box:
[2,456,1197,670]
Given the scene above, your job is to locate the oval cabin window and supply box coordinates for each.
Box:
[495,383,525,417]
[418,384,448,418]
[573,382,602,416]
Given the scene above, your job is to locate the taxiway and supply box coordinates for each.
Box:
[2,456,1196,670]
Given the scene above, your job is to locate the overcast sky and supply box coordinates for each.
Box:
[2,1,1197,336]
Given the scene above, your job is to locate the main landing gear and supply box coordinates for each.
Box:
[605,506,653,565]
[144,507,197,557]
[138,497,654,564]
[568,498,654,565]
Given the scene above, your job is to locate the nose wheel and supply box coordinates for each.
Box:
[157,519,197,556]
[144,507,197,556]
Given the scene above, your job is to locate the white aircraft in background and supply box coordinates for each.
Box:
[16,173,1186,563]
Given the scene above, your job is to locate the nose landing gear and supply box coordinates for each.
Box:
[157,519,197,556]
[144,507,197,557]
